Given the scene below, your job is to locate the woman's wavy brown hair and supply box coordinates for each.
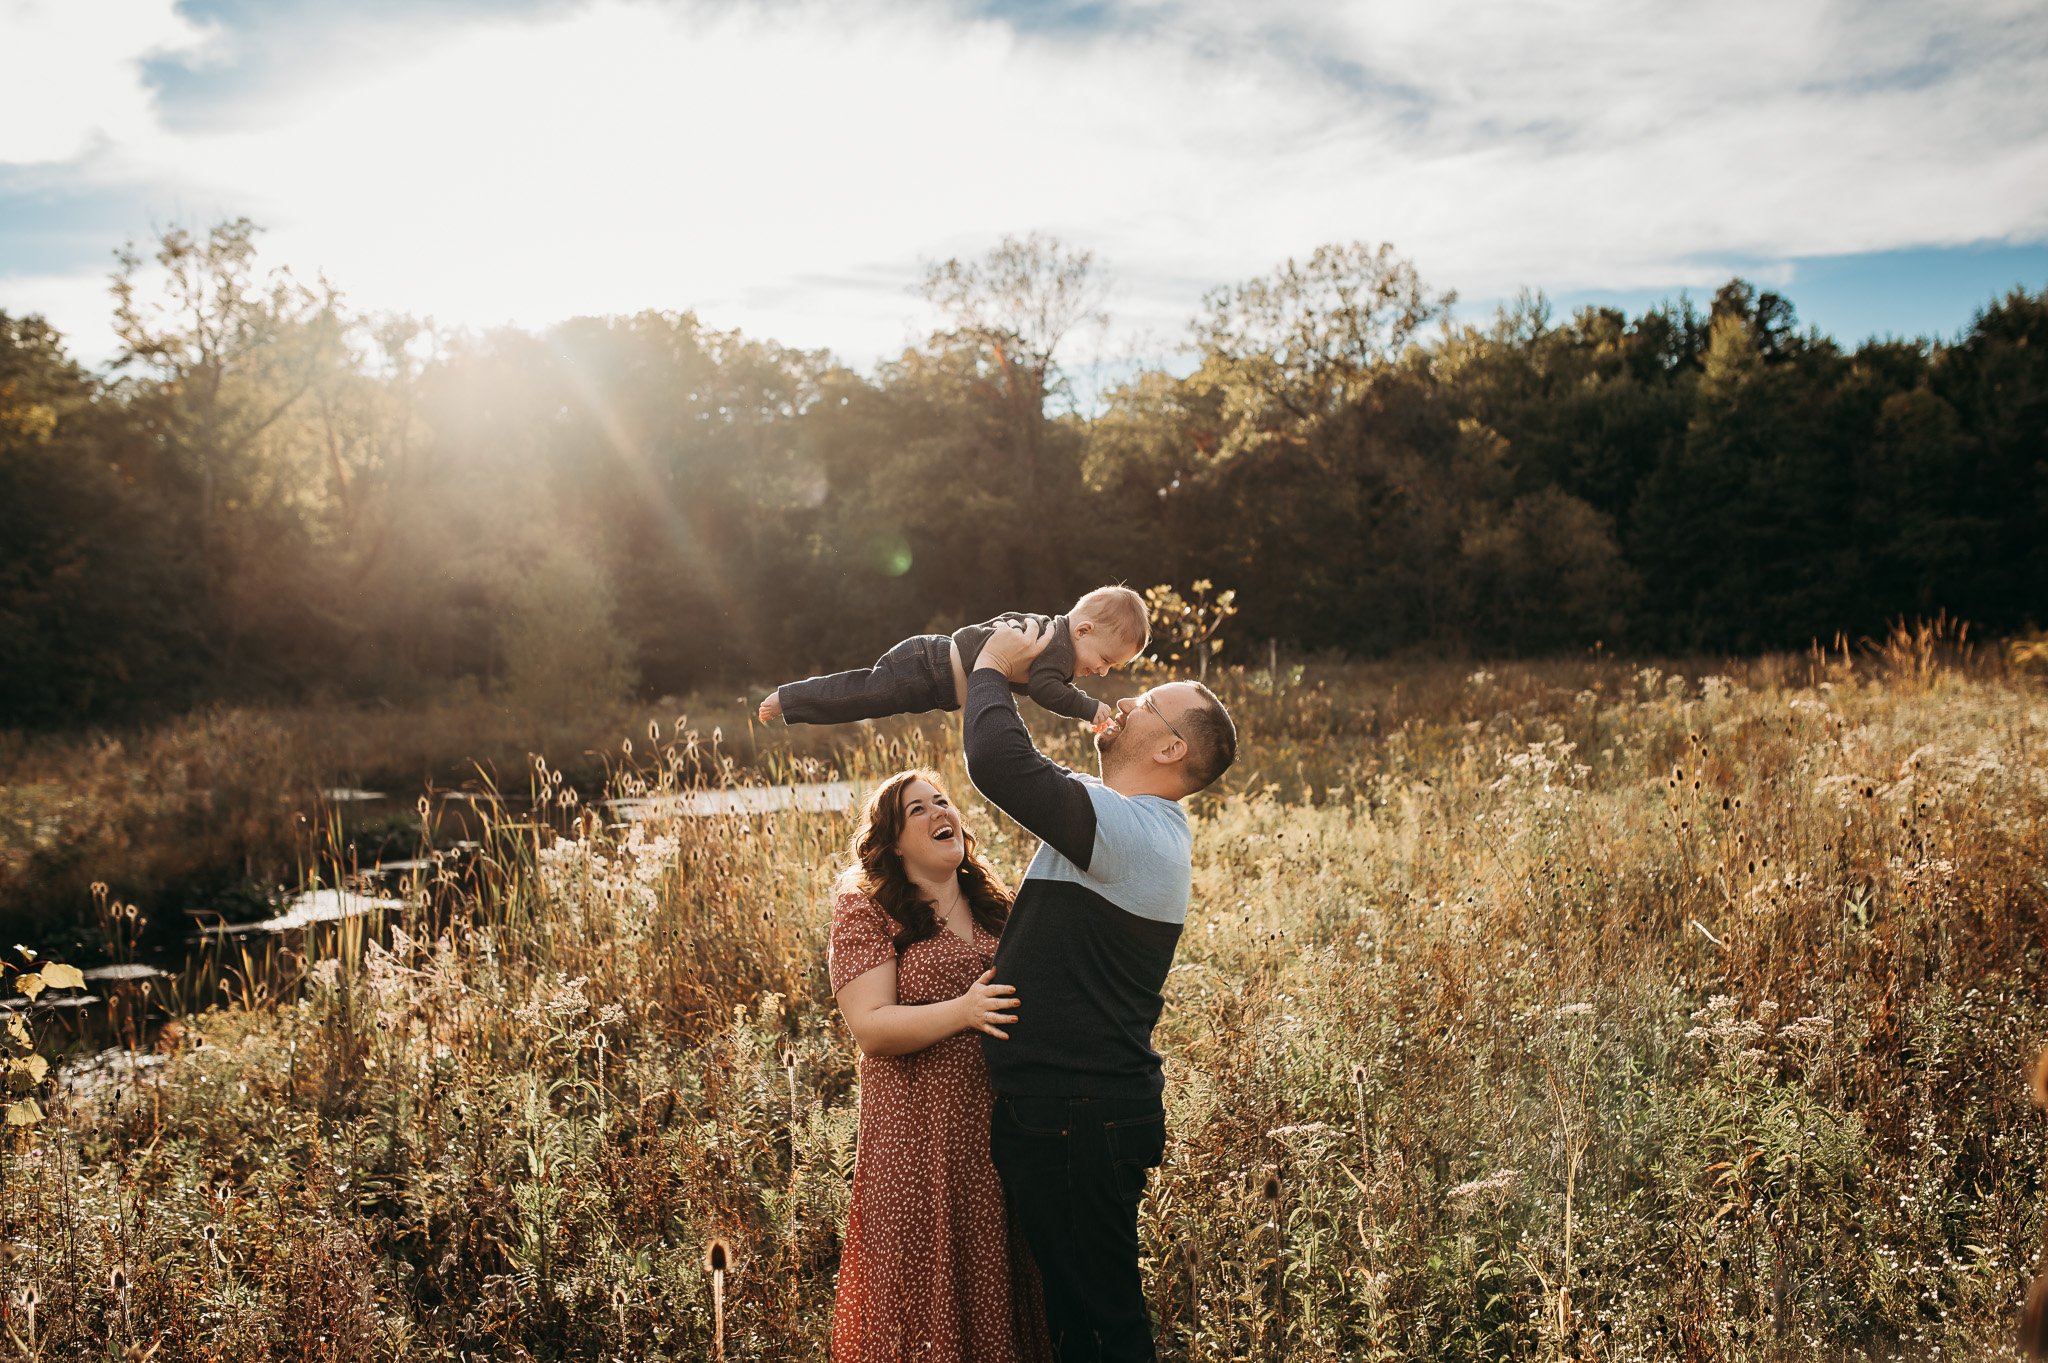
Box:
[846,769,1011,952]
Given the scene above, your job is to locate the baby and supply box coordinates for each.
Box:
[759,586,1149,729]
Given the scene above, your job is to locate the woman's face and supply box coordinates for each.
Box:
[891,777,965,880]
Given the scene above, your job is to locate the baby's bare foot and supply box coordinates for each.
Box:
[758,691,783,724]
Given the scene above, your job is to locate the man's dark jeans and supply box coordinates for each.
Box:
[776,634,955,725]
[991,1092,1167,1363]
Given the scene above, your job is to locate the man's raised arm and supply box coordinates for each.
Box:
[963,627,1097,869]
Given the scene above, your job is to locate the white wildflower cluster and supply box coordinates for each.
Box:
[533,822,682,924]
[1465,669,1496,690]
[1684,995,1766,1060]
[1780,1014,1834,1047]
[1489,740,1590,797]
[1889,854,1960,911]
[513,973,591,1028]
[1685,995,1832,1064]
[1445,1167,1522,1213]
[1699,674,1741,707]
[362,926,417,1007]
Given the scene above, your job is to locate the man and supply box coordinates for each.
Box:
[965,616,1238,1362]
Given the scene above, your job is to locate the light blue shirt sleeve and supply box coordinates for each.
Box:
[1021,777,1192,924]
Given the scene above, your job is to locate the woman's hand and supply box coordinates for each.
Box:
[955,969,1020,1040]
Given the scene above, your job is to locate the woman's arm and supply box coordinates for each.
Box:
[835,960,1019,1058]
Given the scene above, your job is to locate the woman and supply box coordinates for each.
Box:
[828,769,1051,1363]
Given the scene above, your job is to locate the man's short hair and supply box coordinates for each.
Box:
[1071,585,1151,652]
[1177,682,1236,794]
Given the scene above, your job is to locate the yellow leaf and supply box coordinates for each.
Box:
[25,1054,48,1083]
[4,1098,42,1127]
[38,963,85,991]
[4,1014,26,1046]
[18,975,42,1002]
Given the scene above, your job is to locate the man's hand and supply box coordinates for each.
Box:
[976,616,1053,682]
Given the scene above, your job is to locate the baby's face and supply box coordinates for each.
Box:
[1073,626,1140,678]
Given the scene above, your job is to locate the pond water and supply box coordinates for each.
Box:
[11,778,859,1047]
[606,779,855,820]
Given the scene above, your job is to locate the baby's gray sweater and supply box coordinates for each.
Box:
[950,613,1103,724]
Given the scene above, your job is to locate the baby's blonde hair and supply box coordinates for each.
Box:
[1071,585,1151,653]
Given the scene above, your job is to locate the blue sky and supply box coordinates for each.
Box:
[4,0,2045,370]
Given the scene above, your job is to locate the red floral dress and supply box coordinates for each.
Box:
[829,890,1051,1363]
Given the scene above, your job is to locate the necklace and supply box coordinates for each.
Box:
[931,886,968,931]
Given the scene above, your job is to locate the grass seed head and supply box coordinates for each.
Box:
[704,1236,732,1276]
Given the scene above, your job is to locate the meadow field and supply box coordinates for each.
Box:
[2,638,2046,1361]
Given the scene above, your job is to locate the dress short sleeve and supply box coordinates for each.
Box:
[829,891,900,995]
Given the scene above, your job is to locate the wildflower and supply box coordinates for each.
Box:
[545,976,591,1019]
[1446,1167,1522,1213]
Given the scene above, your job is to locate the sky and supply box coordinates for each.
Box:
[4,0,2047,375]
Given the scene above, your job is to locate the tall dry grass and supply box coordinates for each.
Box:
[1,640,2045,1360]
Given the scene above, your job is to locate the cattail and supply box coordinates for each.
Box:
[612,1281,630,1344]
[704,1237,733,1362]
[1258,1165,1287,1341]
[780,1048,799,1119]
[1180,1241,1203,1337]
[1260,1165,1283,1205]
[1350,1062,1372,1174]
[16,1286,38,1348]
[109,1265,132,1342]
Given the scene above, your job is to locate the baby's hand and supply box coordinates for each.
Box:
[1088,702,1113,732]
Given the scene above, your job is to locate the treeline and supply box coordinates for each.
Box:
[2,224,2043,727]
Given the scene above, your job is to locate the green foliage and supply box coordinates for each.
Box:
[500,546,636,715]
[4,220,2048,728]
[1143,579,1238,680]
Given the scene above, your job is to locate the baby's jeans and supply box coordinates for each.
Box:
[775,634,956,725]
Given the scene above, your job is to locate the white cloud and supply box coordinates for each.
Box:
[0,0,215,163]
[4,0,2046,365]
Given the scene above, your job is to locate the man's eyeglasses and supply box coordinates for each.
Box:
[1139,692,1185,745]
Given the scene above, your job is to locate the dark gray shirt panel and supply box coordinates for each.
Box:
[951,613,1103,724]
